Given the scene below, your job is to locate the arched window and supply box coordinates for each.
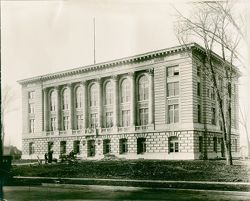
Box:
[90,84,98,107]
[105,81,113,105]
[50,90,56,111]
[121,79,130,103]
[62,88,69,110]
[138,75,149,101]
[75,87,83,108]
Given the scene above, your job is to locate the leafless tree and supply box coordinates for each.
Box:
[174,1,244,165]
[239,105,250,157]
[1,85,17,163]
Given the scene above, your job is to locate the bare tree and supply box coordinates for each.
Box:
[175,1,243,165]
[239,105,250,157]
[1,85,17,161]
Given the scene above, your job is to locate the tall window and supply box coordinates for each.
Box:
[197,82,201,96]
[138,75,149,101]
[90,84,98,107]
[73,140,80,154]
[169,136,179,153]
[168,104,179,124]
[60,141,67,154]
[29,142,35,155]
[29,119,35,133]
[197,66,201,77]
[139,108,148,125]
[75,87,83,109]
[121,79,130,103]
[76,115,83,130]
[119,139,128,154]
[105,81,113,105]
[167,82,179,97]
[167,66,179,77]
[122,110,130,127]
[62,88,69,110]
[28,91,35,99]
[50,117,56,131]
[198,104,201,123]
[90,113,98,128]
[105,112,113,128]
[103,139,111,154]
[87,140,95,157]
[211,87,216,100]
[213,137,217,152]
[235,139,238,152]
[50,91,56,111]
[29,103,35,114]
[63,116,69,130]
[199,136,203,152]
[137,138,146,154]
[211,107,216,125]
[218,77,223,92]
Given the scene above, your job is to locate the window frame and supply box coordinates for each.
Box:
[121,79,130,103]
[119,138,128,154]
[167,104,179,124]
[167,82,179,97]
[138,75,149,101]
[169,136,179,153]
[75,87,83,109]
[137,138,146,154]
[167,66,179,77]
[104,81,113,105]
[29,142,35,155]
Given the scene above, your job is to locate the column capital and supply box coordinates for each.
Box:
[147,68,154,76]
[43,87,48,93]
[67,83,73,88]
[111,75,118,82]
[80,80,87,86]
[128,71,135,77]
[54,85,60,91]
[95,77,102,84]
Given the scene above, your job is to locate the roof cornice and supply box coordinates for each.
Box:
[16,43,202,85]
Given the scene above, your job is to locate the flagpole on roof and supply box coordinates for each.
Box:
[93,17,96,64]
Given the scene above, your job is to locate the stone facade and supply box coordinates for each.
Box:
[18,43,240,160]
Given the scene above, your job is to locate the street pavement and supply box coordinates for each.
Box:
[3,185,250,201]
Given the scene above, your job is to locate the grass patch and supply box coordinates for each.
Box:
[11,159,250,182]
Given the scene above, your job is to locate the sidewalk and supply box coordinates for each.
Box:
[7,176,250,192]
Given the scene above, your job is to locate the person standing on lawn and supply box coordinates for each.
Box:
[48,150,53,163]
[44,153,48,164]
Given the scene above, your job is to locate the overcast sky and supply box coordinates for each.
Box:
[2,0,250,149]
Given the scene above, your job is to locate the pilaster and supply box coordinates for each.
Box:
[112,75,119,128]
[129,72,135,128]
[81,81,87,129]
[67,83,74,130]
[97,78,103,128]
[148,68,154,125]
[43,88,48,131]
[55,86,61,131]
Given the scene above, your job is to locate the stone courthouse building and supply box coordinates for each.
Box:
[18,43,240,160]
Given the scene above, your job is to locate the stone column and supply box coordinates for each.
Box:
[55,86,61,131]
[129,72,135,128]
[68,83,74,131]
[148,69,154,125]
[112,76,119,128]
[81,81,87,130]
[43,88,48,132]
[97,78,102,128]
